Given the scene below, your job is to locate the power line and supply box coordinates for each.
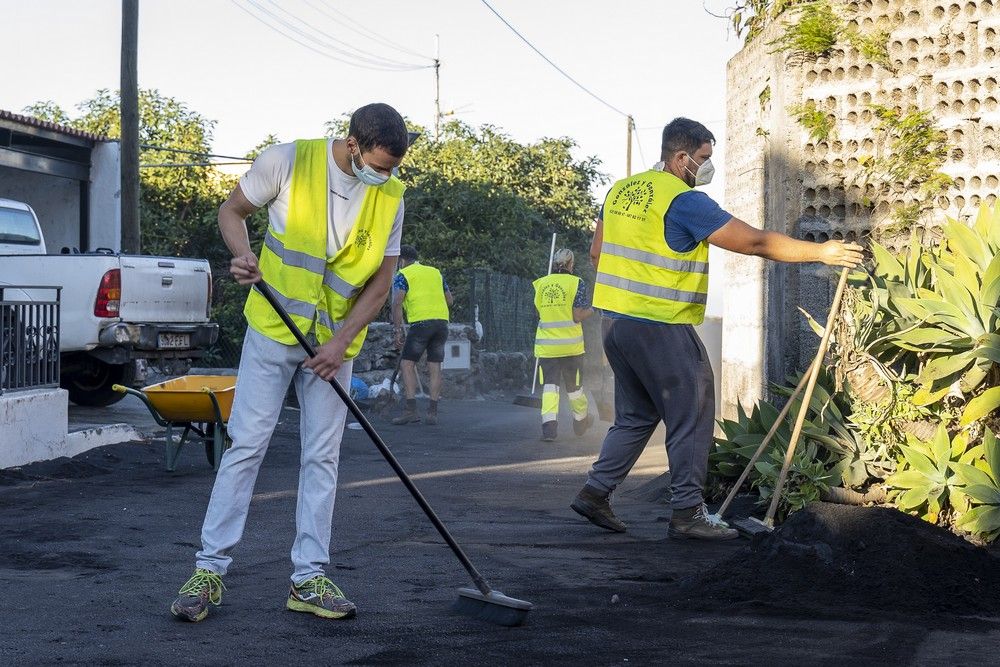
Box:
[256,0,427,70]
[140,161,251,168]
[232,0,430,71]
[630,118,647,167]
[140,144,253,161]
[478,0,629,118]
[307,0,434,62]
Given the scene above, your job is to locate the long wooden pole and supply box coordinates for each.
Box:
[120,0,140,254]
[764,268,850,526]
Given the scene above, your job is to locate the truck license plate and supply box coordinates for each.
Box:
[158,333,190,349]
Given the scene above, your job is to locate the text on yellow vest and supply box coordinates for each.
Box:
[592,170,709,324]
[533,272,585,358]
[244,138,405,357]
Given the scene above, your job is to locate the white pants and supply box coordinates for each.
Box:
[195,327,352,585]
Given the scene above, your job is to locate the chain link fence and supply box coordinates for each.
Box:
[200,267,573,368]
[467,268,537,353]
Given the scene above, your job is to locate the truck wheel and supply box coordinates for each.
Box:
[61,357,136,407]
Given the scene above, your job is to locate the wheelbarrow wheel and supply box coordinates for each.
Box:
[204,423,232,468]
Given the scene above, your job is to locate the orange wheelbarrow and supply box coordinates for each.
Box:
[114,376,237,471]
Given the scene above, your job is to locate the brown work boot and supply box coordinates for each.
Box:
[668,504,739,541]
[425,410,438,425]
[170,568,225,622]
[570,485,626,533]
[392,409,421,425]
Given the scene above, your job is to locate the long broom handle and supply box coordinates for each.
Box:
[715,359,814,518]
[764,268,850,526]
[530,232,559,396]
[254,282,493,598]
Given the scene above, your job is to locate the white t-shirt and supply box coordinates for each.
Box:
[239,139,403,259]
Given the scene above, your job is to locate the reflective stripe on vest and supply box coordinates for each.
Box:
[398,262,449,323]
[244,138,405,356]
[533,272,584,358]
[592,170,709,324]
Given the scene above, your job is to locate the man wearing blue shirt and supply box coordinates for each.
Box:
[570,117,863,540]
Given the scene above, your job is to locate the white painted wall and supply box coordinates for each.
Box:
[0,166,80,252]
[695,316,723,418]
[89,141,121,252]
[0,387,141,468]
[0,388,69,468]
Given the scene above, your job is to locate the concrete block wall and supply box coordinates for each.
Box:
[723,0,1000,416]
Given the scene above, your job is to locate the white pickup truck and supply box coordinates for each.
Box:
[0,197,218,406]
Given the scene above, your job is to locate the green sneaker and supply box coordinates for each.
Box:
[170,568,225,622]
[287,576,357,619]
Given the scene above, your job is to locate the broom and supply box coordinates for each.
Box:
[513,233,557,409]
[255,282,532,626]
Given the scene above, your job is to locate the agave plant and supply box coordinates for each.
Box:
[952,429,1000,541]
[753,441,835,518]
[885,425,982,523]
[873,204,1000,403]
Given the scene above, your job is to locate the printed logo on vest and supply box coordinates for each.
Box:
[354,228,373,252]
[610,180,655,220]
[540,283,567,306]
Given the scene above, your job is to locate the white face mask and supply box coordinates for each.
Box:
[350,148,390,186]
[685,154,715,186]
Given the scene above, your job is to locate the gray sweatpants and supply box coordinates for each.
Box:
[195,327,352,585]
[585,317,715,510]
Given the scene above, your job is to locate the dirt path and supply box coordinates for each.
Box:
[2,399,998,665]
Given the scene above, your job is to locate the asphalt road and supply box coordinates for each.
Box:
[2,397,999,665]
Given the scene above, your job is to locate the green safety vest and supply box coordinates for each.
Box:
[533,272,585,358]
[398,262,449,323]
[244,138,405,357]
[592,170,709,324]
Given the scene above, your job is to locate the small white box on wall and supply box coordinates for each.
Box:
[441,338,471,370]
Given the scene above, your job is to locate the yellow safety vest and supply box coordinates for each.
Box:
[592,170,709,324]
[398,262,449,323]
[244,138,405,357]
[533,272,585,358]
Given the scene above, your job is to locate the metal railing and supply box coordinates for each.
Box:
[0,285,61,395]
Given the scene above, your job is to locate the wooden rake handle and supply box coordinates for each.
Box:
[763,267,851,526]
[714,359,815,519]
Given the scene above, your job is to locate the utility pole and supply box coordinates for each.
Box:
[434,34,441,141]
[626,115,633,177]
[120,0,140,254]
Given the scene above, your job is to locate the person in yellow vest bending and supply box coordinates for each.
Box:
[390,245,454,425]
[170,103,410,623]
[533,248,594,441]
[570,117,863,540]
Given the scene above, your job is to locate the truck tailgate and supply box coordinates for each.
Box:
[119,256,210,323]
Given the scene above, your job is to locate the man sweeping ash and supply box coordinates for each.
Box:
[170,103,409,621]
[390,244,454,426]
[532,248,595,441]
[571,117,863,540]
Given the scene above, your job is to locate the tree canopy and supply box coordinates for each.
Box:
[25,92,608,357]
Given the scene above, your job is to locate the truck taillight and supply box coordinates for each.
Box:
[94,269,121,317]
[206,270,213,318]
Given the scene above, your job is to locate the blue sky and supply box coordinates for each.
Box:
[1,0,743,314]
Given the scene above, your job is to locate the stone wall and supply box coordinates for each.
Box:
[723,0,1000,417]
[352,322,531,399]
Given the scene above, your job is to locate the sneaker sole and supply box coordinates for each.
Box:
[570,500,627,533]
[170,602,208,623]
[286,598,357,619]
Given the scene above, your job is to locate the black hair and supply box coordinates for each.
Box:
[349,103,409,157]
[399,244,418,261]
[660,117,715,160]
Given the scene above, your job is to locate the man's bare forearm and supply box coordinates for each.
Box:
[754,230,826,263]
[335,262,394,344]
[219,205,254,258]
